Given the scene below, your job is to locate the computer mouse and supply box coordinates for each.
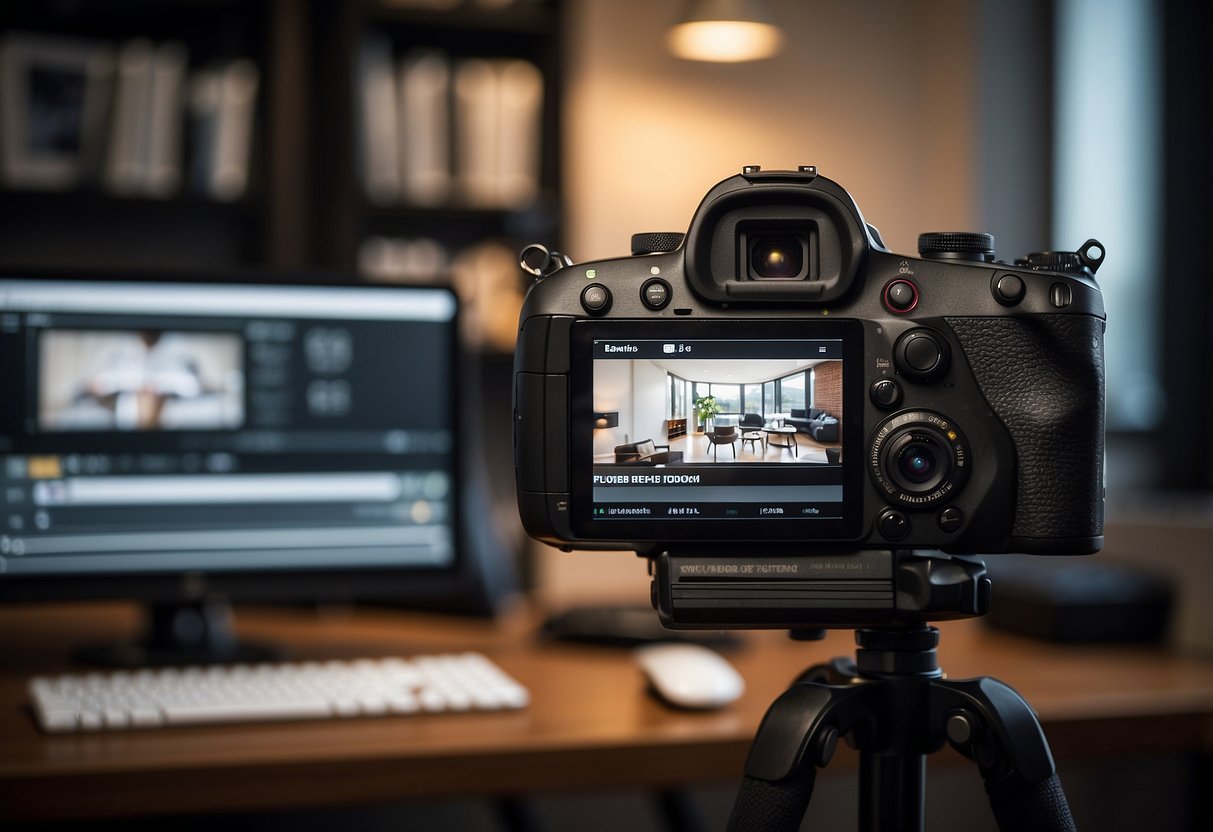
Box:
[635,643,745,710]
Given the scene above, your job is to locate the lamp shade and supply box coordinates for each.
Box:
[593,412,619,429]
[668,0,783,63]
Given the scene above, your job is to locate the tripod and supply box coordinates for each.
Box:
[725,624,1076,832]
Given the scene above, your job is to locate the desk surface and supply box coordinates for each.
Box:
[1,602,1212,822]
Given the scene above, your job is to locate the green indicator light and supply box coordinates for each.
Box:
[586,269,597,279]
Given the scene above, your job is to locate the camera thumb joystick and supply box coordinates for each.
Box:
[893,328,951,382]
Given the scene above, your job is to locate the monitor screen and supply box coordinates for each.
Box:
[0,275,464,607]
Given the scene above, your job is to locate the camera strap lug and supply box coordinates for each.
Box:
[519,244,573,278]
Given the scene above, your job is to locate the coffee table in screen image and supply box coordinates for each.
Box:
[763,426,798,457]
[741,430,765,454]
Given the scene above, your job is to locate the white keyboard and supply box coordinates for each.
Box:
[29,653,529,733]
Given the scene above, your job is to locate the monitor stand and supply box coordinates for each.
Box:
[74,598,281,668]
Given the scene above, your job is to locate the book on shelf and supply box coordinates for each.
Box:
[454,57,543,208]
[105,39,155,195]
[399,49,451,206]
[356,34,402,205]
[189,59,259,201]
[106,39,188,197]
[145,42,188,197]
[494,58,542,207]
[453,58,498,207]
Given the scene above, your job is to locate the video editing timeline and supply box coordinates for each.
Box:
[0,279,458,576]
[590,336,845,521]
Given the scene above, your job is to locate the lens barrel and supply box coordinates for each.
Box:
[868,411,970,507]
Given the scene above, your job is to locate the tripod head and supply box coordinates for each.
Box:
[650,549,991,633]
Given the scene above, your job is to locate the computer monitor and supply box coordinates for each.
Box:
[0,273,484,665]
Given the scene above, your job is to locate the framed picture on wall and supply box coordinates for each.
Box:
[0,34,114,190]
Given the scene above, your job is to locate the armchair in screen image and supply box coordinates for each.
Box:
[613,439,684,465]
[706,424,738,460]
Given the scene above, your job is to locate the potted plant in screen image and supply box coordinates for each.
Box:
[693,394,722,433]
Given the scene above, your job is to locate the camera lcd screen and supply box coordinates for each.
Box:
[568,320,865,542]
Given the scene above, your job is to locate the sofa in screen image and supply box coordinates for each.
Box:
[613,439,684,465]
[785,408,839,443]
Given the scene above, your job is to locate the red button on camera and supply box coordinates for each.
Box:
[883,279,919,313]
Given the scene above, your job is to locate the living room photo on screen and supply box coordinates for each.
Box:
[592,356,843,466]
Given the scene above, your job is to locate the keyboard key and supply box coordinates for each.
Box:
[163,700,333,726]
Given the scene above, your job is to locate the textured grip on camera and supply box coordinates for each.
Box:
[945,315,1105,549]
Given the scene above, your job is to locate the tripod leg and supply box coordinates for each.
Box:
[932,677,1077,832]
[729,768,816,832]
[727,681,881,832]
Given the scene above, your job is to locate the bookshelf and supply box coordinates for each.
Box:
[666,418,687,441]
[0,0,564,278]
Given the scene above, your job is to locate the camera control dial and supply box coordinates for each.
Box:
[631,232,685,255]
[893,328,951,382]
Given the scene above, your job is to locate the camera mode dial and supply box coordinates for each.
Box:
[869,411,971,509]
[918,232,995,262]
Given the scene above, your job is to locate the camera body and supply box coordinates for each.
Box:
[514,168,1106,588]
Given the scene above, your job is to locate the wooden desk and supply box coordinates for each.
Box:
[1,602,1212,823]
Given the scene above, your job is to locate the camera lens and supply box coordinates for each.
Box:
[750,235,804,279]
[869,412,971,508]
[896,442,938,485]
[880,428,953,495]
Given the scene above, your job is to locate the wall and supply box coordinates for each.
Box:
[631,359,670,446]
[562,0,980,263]
[811,361,843,418]
[592,360,632,455]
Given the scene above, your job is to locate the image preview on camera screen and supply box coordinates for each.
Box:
[570,320,863,540]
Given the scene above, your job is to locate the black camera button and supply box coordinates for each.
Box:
[1050,282,1073,308]
[993,273,1025,305]
[640,278,672,310]
[894,329,951,382]
[878,509,910,541]
[581,284,612,315]
[870,378,902,410]
[937,506,964,533]
[883,279,918,313]
[905,338,939,371]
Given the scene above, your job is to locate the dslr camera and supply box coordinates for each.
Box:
[514,166,1106,629]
